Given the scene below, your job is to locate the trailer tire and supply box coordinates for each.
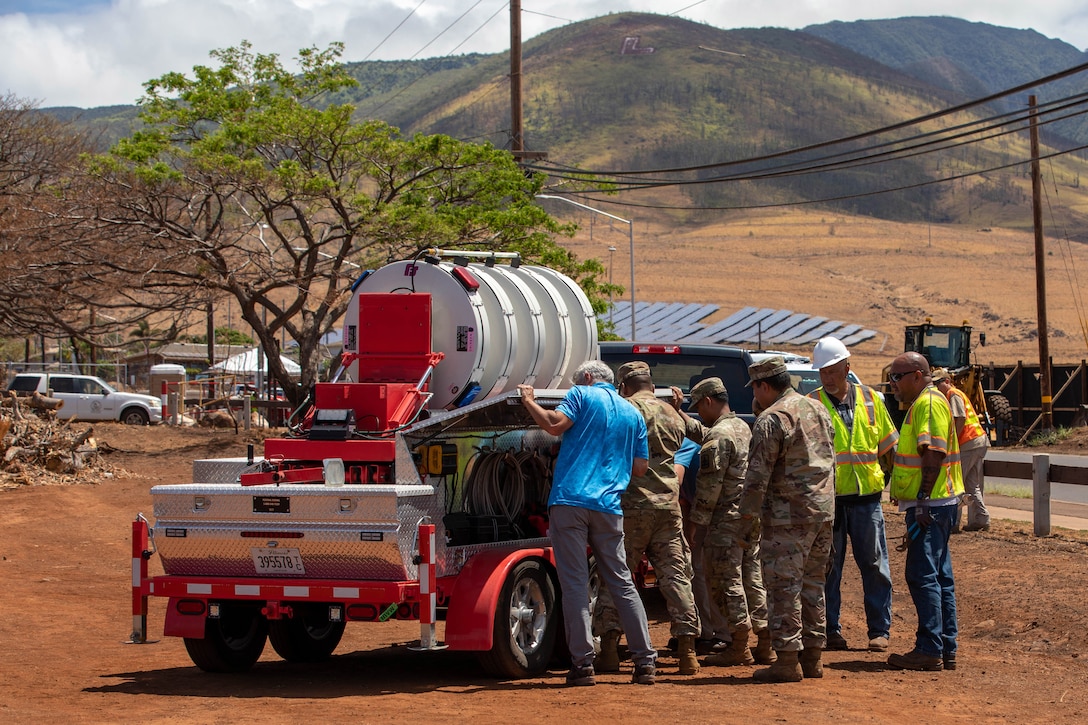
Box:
[183,604,268,672]
[478,559,558,678]
[268,604,346,662]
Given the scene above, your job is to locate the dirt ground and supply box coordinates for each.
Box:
[2,421,1087,725]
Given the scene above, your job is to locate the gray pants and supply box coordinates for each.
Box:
[549,505,656,669]
[961,443,990,527]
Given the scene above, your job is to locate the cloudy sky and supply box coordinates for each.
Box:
[2,0,1087,108]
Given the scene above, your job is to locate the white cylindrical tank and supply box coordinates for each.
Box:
[342,257,597,409]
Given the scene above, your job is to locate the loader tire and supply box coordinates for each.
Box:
[268,603,346,663]
[986,393,1013,424]
[184,603,268,672]
[477,559,558,678]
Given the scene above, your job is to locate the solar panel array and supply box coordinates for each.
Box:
[602,302,877,347]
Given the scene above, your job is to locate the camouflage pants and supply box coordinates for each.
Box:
[760,520,833,652]
[594,507,701,637]
[704,518,768,636]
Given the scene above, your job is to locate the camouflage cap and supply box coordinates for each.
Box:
[746,355,788,386]
[689,377,727,408]
[931,367,952,383]
[617,360,652,384]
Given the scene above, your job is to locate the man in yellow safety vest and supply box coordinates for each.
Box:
[886,352,964,672]
[809,337,898,654]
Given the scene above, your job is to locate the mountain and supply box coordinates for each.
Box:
[802,16,1088,142]
[43,13,1088,235]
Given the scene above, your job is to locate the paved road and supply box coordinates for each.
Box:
[986,449,1088,505]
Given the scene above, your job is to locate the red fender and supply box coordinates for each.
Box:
[442,547,555,651]
[164,598,206,639]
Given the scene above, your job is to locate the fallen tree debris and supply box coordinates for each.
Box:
[0,392,121,489]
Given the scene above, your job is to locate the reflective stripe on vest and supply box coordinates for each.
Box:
[810,385,892,497]
[889,387,965,501]
[948,387,986,446]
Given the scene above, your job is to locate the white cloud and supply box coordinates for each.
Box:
[1,0,1086,108]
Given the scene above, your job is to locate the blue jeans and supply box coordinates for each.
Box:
[826,499,893,639]
[904,504,958,658]
[549,505,656,669]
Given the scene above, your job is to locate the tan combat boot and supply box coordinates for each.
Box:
[596,631,621,673]
[677,635,700,675]
[800,648,823,678]
[704,628,755,666]
[752,628,776,664]
[753,650,803,682]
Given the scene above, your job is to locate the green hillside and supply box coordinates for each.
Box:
[803,17,1088,142]
[40,13,1088,234]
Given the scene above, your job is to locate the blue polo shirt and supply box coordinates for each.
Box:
[675,437,701,504]
[549,382,649,515]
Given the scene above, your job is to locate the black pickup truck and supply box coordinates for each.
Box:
[599,341,756,423]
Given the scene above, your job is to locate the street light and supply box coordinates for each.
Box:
[607,246,617,328]
[536,195,636,340]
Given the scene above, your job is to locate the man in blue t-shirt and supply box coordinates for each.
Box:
[518,360,656,686]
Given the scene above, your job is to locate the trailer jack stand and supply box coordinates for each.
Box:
[125,515,159,644]
[408,522,448,652]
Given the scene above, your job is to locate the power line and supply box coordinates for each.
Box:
[566,142,1088,212]
[362,0,429,62]
[528,60,1088,179]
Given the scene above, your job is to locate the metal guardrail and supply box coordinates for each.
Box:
[984,455,1088,536]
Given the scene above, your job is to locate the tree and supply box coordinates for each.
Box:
[0,93,96,343]
[71,41,602,405]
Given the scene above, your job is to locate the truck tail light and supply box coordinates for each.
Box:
[631,344,681,354]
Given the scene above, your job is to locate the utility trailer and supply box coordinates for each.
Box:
[130,251,599,678]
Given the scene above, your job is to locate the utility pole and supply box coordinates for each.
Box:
[508,1,546,162]
[1028,95,1054,430]
[510,0,523,154]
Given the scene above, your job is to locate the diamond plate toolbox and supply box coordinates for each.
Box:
[151,480,442,580]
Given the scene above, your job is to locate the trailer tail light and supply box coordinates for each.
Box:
[630,344,681,354]
[347,603,379,621]
[176,599,206,616]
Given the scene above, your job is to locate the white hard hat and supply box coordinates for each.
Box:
[812,336,850,369]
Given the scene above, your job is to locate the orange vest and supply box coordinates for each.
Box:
[946,386,986,446]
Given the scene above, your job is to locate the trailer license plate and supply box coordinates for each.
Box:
[251,547,306,575]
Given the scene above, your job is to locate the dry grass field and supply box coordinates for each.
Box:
[561,209,1088,384]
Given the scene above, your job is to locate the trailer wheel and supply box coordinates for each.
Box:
[268,604,346,662]
[183,604,268,672]
[478,559,558,678]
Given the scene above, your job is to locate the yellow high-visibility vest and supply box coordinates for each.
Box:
[810,385,898,497]
[891,386,965,502]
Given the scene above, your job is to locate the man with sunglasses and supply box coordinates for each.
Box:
[886,352,965,672]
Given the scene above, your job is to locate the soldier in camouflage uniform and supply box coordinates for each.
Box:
[594,361,701,676]
[738,356,836,682]
[674,377,774,667]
